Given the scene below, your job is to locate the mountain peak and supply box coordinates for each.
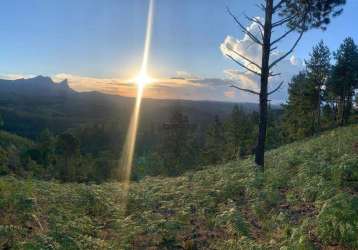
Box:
[0,75,75,96]
[59,78,70,88]
[34,75,50,80]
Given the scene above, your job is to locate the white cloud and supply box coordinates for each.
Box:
[174,71,198,80]
[0,73,35,80]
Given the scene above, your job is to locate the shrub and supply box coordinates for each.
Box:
[317,193,358,248]
[284,228,315,250]
[331,156,358,190]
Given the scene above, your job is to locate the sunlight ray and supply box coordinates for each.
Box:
[119,0,154,200]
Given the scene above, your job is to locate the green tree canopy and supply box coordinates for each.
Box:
[327,37,358,125]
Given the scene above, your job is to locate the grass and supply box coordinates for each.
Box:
[0,125,357,249]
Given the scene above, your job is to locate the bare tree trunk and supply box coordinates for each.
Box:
[255,0,273,170]
[317,88,321,133]
[338,96,344,126]
[344,93,352,125]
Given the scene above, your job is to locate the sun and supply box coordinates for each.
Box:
[135,72,152,88]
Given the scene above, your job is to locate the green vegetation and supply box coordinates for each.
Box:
[1,125,357,249]
[0,105,272,183]
[0,130,33,176]
[283,38,358,142]
[1,37,356,183]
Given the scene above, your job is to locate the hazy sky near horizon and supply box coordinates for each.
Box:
[0,0,357,103]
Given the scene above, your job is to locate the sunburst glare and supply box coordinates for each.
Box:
[119,0,155,203]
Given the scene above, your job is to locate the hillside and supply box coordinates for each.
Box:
[0,125,357,249]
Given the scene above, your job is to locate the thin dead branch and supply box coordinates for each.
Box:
[269,31,304,69]
[230,84,260,95]
[227,47,262,71]
[227,8,263,45]
[268,81,284,95]
[226,54,261,76]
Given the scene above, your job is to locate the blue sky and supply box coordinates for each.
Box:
[0,0,357,102]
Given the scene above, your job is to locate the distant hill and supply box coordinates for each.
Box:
[0,75,74,97]
[0,125,356,249]
[0,76,268,139]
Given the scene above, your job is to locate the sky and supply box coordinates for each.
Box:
[0,0,357,103]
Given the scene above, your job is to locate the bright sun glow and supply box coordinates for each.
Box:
[136,72,152,88]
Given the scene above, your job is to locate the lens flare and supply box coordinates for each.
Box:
[119,0,154,200]
[136,73,152,89]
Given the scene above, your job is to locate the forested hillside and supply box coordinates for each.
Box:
[1,125,357,249]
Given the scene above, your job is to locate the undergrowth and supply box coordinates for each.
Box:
[0,125,357,249]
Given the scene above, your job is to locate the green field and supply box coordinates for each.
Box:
[1,125,357,249]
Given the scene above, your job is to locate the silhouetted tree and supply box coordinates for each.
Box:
[201,115,226,164]
[305,40,331,133]
[282,72,316,141]
[160,107,198,176]
[56,133,80,181]
[225,0,346,170]
[225,105,257,158]
[37,129,55,167]
[327,37,358,126]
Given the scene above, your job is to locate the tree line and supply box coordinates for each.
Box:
[0,104,277,182]
[283,38,358,141]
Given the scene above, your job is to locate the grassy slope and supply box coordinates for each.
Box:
[0,125,357,249]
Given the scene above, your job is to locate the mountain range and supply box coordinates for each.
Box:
[0,76,267,139]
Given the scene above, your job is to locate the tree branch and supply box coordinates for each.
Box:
[255,3,265,12]
[272,14,296,28]
[227,47,262,71]
[269,72,281,77]
[273,0,285,12]
[244,14,264,28]
[268,81,284,95]
[244,14,264,39]
[269,31,304,69]
[270,46,278,52]
[230,84,260,95]
[226,54,261,76]
[227,8,263,45]
[271,26,295,45]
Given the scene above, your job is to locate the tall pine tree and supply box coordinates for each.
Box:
[159,107,198,176]
[305,40,331,133]
[327,37,358,126]
[283,72,316,141]
[201,115,226,165]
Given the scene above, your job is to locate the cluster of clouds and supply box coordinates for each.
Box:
[1,18,304,103]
